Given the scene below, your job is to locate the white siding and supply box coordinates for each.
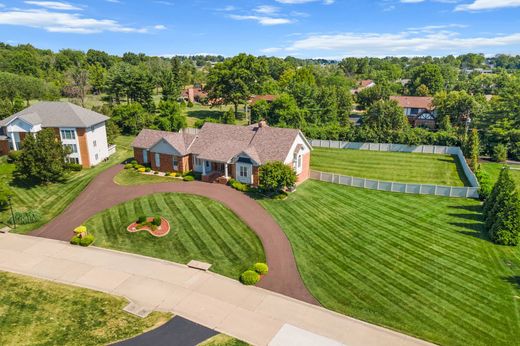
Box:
[283,133,311,165]
[150,139,181,156]
[85,122,110,166]
[6,118,39,133]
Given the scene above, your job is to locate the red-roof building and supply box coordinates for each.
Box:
[389,96,437,129]
[248,94,279,105]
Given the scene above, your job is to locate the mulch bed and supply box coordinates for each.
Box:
[127,217,170,237]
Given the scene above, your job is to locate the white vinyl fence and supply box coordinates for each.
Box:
[310,140,480,199]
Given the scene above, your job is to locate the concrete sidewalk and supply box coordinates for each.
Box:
[0,233,433,346]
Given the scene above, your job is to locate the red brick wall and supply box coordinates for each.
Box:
[0,139,9,156]
[151,152,174,172]
[297,152,311,184]
[252,166,259,186]
[134,148,144,164]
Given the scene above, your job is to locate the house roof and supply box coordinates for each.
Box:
[133,122,307,165]
[389,96,433,110]
[132,129,196,156]
[360,80,375,88]
[248,94,279,105]
[0,102,109,128]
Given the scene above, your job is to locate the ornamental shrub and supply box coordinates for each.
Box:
[131,160,138,165]
[154,171,159,175]
[152,216,161,226]
[8,209,42,225]
[145,167,152,172]
[7,150,23,163]
[73,225,87,234]
[240,270,260,285]
[124,163,133,169]
[253,263,269,275]
[475,166,492,200]
[66,163,83,172]
[137,215,147,224]
[70,235,81,245]
[138,167,146,173]
[228,179,249,192]
[80,233,95,247]
[183,175,195,181]
[168,172,176,177]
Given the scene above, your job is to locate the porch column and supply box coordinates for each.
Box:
[224,163,229,178]
[202,160,206,175]
[9,132,17,151]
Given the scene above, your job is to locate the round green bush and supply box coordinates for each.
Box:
[130,160,138,165]
[137,215,147,224]
[80,234,95,247]
[124,163,133,169]
[253,263,269,275]
[70,235,81,245]
[154,171,160,175]
[240,270,260,285]
[152,216,161,226]
[183,175,195,182]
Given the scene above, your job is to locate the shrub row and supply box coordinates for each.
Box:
[8,209,41,225]
[70,233,95,246]
[228,179,249,192]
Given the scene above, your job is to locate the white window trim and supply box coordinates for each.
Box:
[155,153,161,167]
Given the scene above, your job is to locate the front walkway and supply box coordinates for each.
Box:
[0,234,433,346]
[30,164,317,305]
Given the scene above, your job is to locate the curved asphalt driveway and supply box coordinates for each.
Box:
[31,165,318,305]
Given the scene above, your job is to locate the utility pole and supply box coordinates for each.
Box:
[7,195,15,229]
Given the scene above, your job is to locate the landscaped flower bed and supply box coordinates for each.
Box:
[127,216,171,237]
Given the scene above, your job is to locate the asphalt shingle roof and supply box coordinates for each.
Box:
[0,102,109,128]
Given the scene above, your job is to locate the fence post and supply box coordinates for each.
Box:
[449,186,453,197]
[332,173,335,183]
[320,171,323,181]
[363,178,367,188]
[434,185,438,196]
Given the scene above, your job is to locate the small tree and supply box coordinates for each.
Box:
[484,168,520,245]
[259,161,296,194]
[15,129,69,184]
[0,183,12,210]
[465,128,480,172]
[222,108,236,125]
[492,144,508,163]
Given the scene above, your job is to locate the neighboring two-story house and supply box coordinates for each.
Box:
[132,121,312,186]
[389,96,437,129]
[0,102,113,167]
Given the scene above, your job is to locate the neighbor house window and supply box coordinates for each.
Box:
[173,158,179,170]
[195,158,202,166]
[60,129,76,140]
[64,144,78,153]
[155,153,160,167]
[66,157,79,164]
[240,165,248,177]
[93,140,97,147]
[95,153,99,160]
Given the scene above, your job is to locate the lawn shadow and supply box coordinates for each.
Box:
[452,155,472,187]
[503,276,520,290]
[448,204,489,241]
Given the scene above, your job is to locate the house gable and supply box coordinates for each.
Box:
[149,138,183,156]
[283,132,312,165]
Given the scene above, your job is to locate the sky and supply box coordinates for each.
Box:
[0,0,520,58]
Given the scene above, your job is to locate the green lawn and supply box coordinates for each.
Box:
[0,271,171,346]
[260,181,520,346]
[84,193,265,279]
[199,335,249,346]
[311,147,469,186]
[183,103,247,127]
[480,162,520,186]
[0,135,134,234]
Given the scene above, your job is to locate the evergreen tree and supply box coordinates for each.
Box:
[465,128,480,172]
[484,168,520,245]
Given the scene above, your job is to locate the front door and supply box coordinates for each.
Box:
[236,163,252,184]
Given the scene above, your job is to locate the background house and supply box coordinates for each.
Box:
[0,102,113,167]
[132,121,312,186]
[389,96,437,129]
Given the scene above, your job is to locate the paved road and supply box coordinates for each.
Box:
[30,164,318,305]
[0,233,434,346]
[114,316,218,346]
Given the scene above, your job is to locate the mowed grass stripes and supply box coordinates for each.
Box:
[311,148,470,186]
[84,193,265,279]
[260,181,520,346]
[0,135,134,234]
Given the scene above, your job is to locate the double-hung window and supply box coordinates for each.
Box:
[60,129,75,140]
[173,158,179,170]
[155,153,161,167]
[64,144,78,153]
[240,165,248,177]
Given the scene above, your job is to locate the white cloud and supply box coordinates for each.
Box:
[455,0,520,11]
[400,0,425,3]
[24,1,82,10]
[154,24,166,30]
[0,8,149,33]
[275,0,334,4]
[229,14,293,25]
[254,5,280,14]
[266,29,520,57]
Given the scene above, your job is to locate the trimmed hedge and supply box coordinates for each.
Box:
[183,175,195,182]
[240,270,260,285]
[138,167,146,173]
[228,179,249,192]
[80,233,95,247]
[145,167,152,172]
[70,235,81,245]
[253,262,269,275]
[66,163,83,172]
[124,163,133,169]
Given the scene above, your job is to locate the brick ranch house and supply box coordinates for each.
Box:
[389,96,437,129]
[0,102,113,167]
[132,121,312,186]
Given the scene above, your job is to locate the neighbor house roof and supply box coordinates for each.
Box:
[248,95,279,105]
[133,122,308,165]
[132,129,196,156]
[360,80,375,88]
[389,96,433,110]
[0,102,109,128]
